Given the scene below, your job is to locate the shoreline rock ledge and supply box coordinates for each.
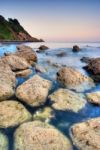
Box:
[71,117,100,150]
[16,75,52,107]
[14,121,72,150]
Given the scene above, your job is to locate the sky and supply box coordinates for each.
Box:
[0,0,100,42]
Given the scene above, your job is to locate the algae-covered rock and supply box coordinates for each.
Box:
[57,67,95,92]
[48,88,86,112]
[71,117,100,150]
[0,132,8,150]
[16,75,52,107]
[14,121,72,150]
[86,91,100,105]
[0,100,32,128]
[33,107,55,122]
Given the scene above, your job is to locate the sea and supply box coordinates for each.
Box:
[0,42,100,150]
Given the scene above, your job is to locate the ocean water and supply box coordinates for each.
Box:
[0,42,100,150]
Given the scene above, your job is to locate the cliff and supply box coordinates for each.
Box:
[0,15,44,42]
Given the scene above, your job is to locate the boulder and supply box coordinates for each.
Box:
[84,58,100,75]
[33,107,55,122]
[2,55,30,71]
[84,58,100,82]
[38,45,49,52]
[57,67,95,92]
[71,117,100,150]
[14,121,72,150]
[86,91,100,105]
[48,88,86,112]
[72,45,80,52]
[0,132,8,150]
[35,64,46,73]
[16,75,52,107]
[15,69,32,78]
[0,60,16,100]
[0,100,32,128]
[16,45,37,64]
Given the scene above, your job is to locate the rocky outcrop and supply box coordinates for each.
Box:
[48,89,86,112]
[14,121,72,150]
[33,107,55,122]
[0,60,16,100]
[71,117,100,150]
[57,67,95,92]
[0,132,8,150]
[16,45,37,65]
[0,100,32,128]
[2,55,30,71]
[72,45,80,52]
[16,75,52,107]
[86,91,100,105]
[15,69,32,78]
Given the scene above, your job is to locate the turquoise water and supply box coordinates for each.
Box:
[0,42,100,150]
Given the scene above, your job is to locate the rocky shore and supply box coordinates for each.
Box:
[0,44,100,150]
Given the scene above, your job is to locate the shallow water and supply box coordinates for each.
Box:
[0,42,100,150]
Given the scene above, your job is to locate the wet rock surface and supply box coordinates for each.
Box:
[15,69,32,77]
[0,100,32,128]
[71,117,100,150]
[0,132,8,150]
[16,45,37,64]
[57,67,95,92]
[2,55,30,71]
[86,91,100,105]
[0,60,16,100]
[16,75,52,107]
[48,88,86,112]
[14,121,72,150]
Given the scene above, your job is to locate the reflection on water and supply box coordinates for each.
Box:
[0,42,100,150]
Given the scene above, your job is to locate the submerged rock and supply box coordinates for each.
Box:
[80,57,93,64]
[16,45,37,64]
[48,88,86,112]
[0,60,16,100]
[57,67,95,92]
[0,132,8,150]
[0,100,32,128]
[2,55,30,71]
[33,107,55,122]
[86,91,100,105]
[35,64,46,73]
[72,45,80,52]
[14,121,72,150]
[16,75,52,107]
[15,69,32,78]
[71,117,100,150]
[56,52,67,57]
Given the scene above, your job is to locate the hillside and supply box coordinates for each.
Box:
[0,15,44,42]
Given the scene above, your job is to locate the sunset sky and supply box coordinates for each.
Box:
[0,0,100,42]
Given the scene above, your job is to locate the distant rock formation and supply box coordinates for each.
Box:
[0,15,44,42]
